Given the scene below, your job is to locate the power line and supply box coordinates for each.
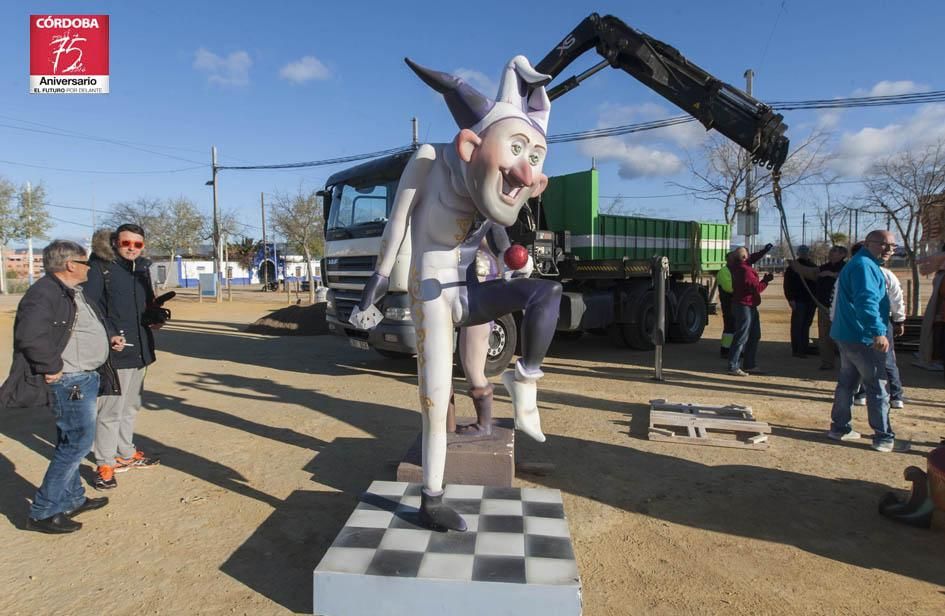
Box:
[0,158,204,175]
[215,145,414,171]
[48,214,94,228]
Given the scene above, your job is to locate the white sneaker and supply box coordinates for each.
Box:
[890,399,904,409]
[728,368,749,377]
[871,440,894,453]
[501,370,546,443]
[827,430,861,442]
[853,397,866,406]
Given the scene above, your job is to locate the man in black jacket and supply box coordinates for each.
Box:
[83,224,160,490]
[783,244,818,358]
[0,240,115,533]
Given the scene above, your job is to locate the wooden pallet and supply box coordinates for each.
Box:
[649,398,754,420]
[648,403,770,450]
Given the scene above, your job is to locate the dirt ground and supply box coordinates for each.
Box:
[0,284,943,615]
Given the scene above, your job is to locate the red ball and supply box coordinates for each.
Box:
[504,244,529,270]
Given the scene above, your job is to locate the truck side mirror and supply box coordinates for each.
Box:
[316,190,331,227]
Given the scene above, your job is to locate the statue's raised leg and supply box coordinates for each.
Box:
[466,274,562,441]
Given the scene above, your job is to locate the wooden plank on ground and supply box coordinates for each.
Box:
[647,407,770,450]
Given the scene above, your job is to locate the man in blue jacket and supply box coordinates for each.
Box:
[828,229,896,452]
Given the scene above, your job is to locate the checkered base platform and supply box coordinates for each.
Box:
[313,481,582,616]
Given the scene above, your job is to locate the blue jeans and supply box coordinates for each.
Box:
[728,304,760,371]
[831,341,894,445]
[30,371,99,520]
[853,322,904,401]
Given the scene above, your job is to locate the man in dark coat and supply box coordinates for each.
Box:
[0,240,114,533]
[83,224,160,490]
[783,244,818,358]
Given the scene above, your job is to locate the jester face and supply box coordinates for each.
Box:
[460,118,549,227]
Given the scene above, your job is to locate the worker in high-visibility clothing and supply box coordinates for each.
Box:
[716,252,736,358]
[717,244,774,358]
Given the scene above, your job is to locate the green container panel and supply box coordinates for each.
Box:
[542,169,731,273]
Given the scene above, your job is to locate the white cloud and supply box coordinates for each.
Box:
[193,48,251,86]
[454,69,497,96]
[815,109,842,131]
[279,56,331,83]
[579,137,684,179]
[829,103,945,176]
[575,102,706,178]
[853,80,928,97]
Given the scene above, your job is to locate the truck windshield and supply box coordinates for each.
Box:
[326,182,393,239]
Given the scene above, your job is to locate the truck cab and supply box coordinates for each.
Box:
[321,151,418,358]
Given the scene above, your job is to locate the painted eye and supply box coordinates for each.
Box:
[528,152,542,166]
[511,143,523,155]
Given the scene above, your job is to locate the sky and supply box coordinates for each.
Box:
[1,0,943,248]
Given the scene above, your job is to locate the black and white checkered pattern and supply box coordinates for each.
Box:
[315,481,579,586]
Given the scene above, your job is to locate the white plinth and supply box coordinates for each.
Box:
[313,481,582,615]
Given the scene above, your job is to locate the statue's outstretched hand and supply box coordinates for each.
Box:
[349,273,388,329]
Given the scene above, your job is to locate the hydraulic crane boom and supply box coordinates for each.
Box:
[535,13,789,171]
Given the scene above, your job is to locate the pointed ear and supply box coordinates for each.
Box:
[455,129,481,163]
[531,173,549,198]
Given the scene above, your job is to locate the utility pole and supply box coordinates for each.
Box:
[743,69,755,251]
[260,192,269,291]
[210,146,222,303]
[801,212,807,245]
[854,208,859,241]
[26,181,34,286]
[823,211,828,242]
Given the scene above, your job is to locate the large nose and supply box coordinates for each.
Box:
[507,159,534,187]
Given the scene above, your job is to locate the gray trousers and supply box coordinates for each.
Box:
[94,367,146,466]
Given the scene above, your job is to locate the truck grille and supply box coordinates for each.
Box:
[326,255,377,323]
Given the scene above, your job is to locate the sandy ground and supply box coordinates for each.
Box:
[0,285,943,615]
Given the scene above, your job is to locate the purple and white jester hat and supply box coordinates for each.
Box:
[405,55,551,136]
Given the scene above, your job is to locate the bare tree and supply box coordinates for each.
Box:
[153,197,206,259]
[677,130,830,231]
[0,176,16,294]
[107,197,205,260]
[858,140,945,315]
[107,197,162,231]
[16,182,52,241]
[271,189,324,304]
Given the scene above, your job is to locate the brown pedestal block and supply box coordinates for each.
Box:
[396,418,514,487]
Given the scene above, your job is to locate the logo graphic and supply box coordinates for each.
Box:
[30,15,109,94]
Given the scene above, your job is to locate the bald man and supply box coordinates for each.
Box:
[827,229,896,452]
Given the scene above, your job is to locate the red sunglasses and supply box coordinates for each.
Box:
[119,240,144,249]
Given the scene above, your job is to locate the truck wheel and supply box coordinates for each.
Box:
[619,290,656,350]
[668,286,707,343]
[375,348,415,360]
[484,314,517,377]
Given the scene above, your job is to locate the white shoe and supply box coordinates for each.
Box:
[827,430,861,442]
[890,399,904,409]
[501,369,545,443]
[853,397,866,406]
[871,440,894,453]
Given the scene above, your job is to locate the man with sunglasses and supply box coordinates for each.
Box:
[0,240,114,532]
[828,230,897,452]
[84,224,160,490]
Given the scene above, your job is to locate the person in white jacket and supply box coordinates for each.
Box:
[833,244,906,407]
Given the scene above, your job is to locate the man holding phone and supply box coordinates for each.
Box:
[84,224,161,490]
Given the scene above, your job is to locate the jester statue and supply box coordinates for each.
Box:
[350,55,562,532]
